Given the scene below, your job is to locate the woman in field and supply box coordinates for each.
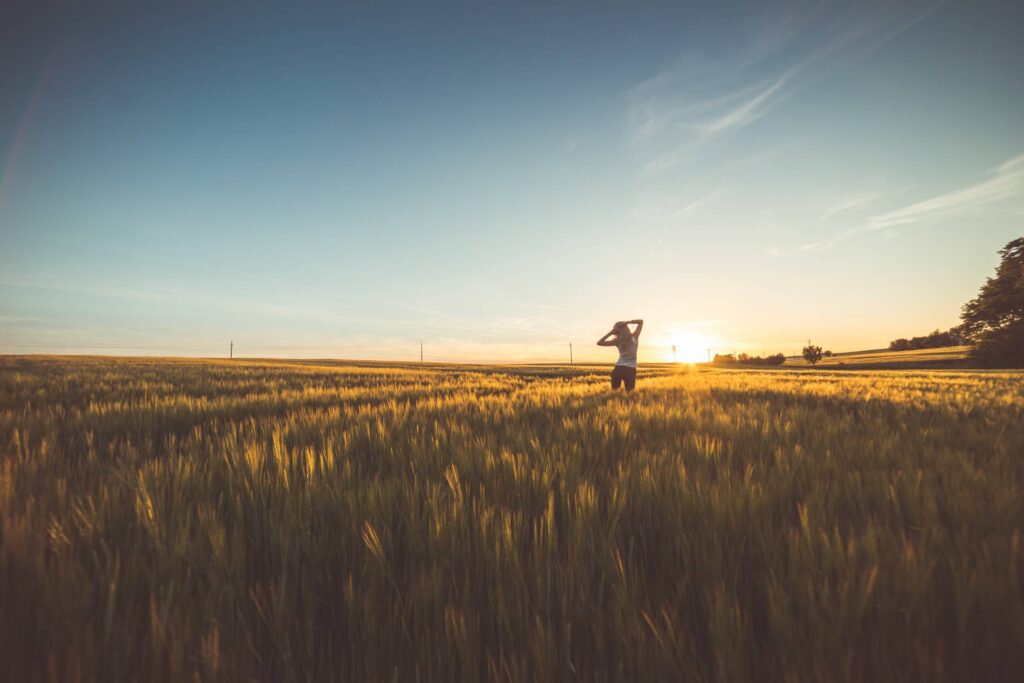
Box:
[597,319,642,391]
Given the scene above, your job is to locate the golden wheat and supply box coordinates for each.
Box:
[1,356,1022,681]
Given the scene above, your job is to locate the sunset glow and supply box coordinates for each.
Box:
[1,2,1021,360]
[664,332,714,364]
[2,2,1022,678]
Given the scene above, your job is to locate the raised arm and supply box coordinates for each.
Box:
[629,319,644,337]
[596,329,619,346]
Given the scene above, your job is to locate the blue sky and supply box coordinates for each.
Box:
[1,1,1022,362]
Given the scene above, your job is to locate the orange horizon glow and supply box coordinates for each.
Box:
[659,331,716,364]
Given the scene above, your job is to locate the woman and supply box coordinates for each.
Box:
[597,319,643,391]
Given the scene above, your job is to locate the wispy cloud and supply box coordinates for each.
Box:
[768,151,1024,257]
[821,192,881,220]
[626,57,804,169]
[633,188,725,223]
[625,2,948,243]
[625,0,947,176]
[696,67,800,139]
[865,153,1024,231]
[0,264,357,324]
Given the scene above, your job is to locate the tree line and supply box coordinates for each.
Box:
[713,352,787,366]
[891,236,1022,367]
[888,328,967,351]
[708,236,1023,369]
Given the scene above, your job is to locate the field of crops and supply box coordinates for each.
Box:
[784,346,971,368]
[2,356,1022,681]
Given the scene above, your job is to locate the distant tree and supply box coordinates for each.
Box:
[949,325,968,345]
[823,350,833,357]
[716,352,788,367]
[890,338,910,351]
[888,327,966,352]
[960,236,1024,367]
[802,344,823,365]
[721,352,789,367]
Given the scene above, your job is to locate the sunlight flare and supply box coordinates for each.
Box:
[667,331,714,363]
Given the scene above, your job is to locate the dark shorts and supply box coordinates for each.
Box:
[611,365,636,391]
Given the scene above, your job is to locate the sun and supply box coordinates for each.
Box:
[668,331,714,363]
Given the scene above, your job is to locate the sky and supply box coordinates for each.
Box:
[1,0,1022,363]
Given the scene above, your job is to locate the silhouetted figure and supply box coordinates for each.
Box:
[597,319,643,391]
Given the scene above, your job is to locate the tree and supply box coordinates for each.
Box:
[888,327,966,352]
[960,236,1024,367]
[802,343,823,365]
[722,352,787,366]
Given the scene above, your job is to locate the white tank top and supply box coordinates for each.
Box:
[615,335,638,368]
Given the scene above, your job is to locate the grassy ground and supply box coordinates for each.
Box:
[784,346,971,368]
[1,356,1022,681]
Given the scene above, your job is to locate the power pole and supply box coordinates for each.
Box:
[707,348,711,364]
[420,341,423,363]
[230,341,233,359]
[672,345,677,364]
[569,341,573,365]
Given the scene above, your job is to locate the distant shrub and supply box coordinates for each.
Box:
[714,353,786,366]
[889,328,967,351]
[802,344,823,365]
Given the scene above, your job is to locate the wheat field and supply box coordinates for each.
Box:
[1,356,1022,681]
[785,346,971,368]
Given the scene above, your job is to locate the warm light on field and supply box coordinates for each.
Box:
[668,331,714,363]
[2,357,1022,679]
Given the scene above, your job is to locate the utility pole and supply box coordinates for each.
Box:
[672,345,677,364]
[707,348,711,364]
[420,341,423,363]
[230,341,233,359]
[569,341,573,365]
